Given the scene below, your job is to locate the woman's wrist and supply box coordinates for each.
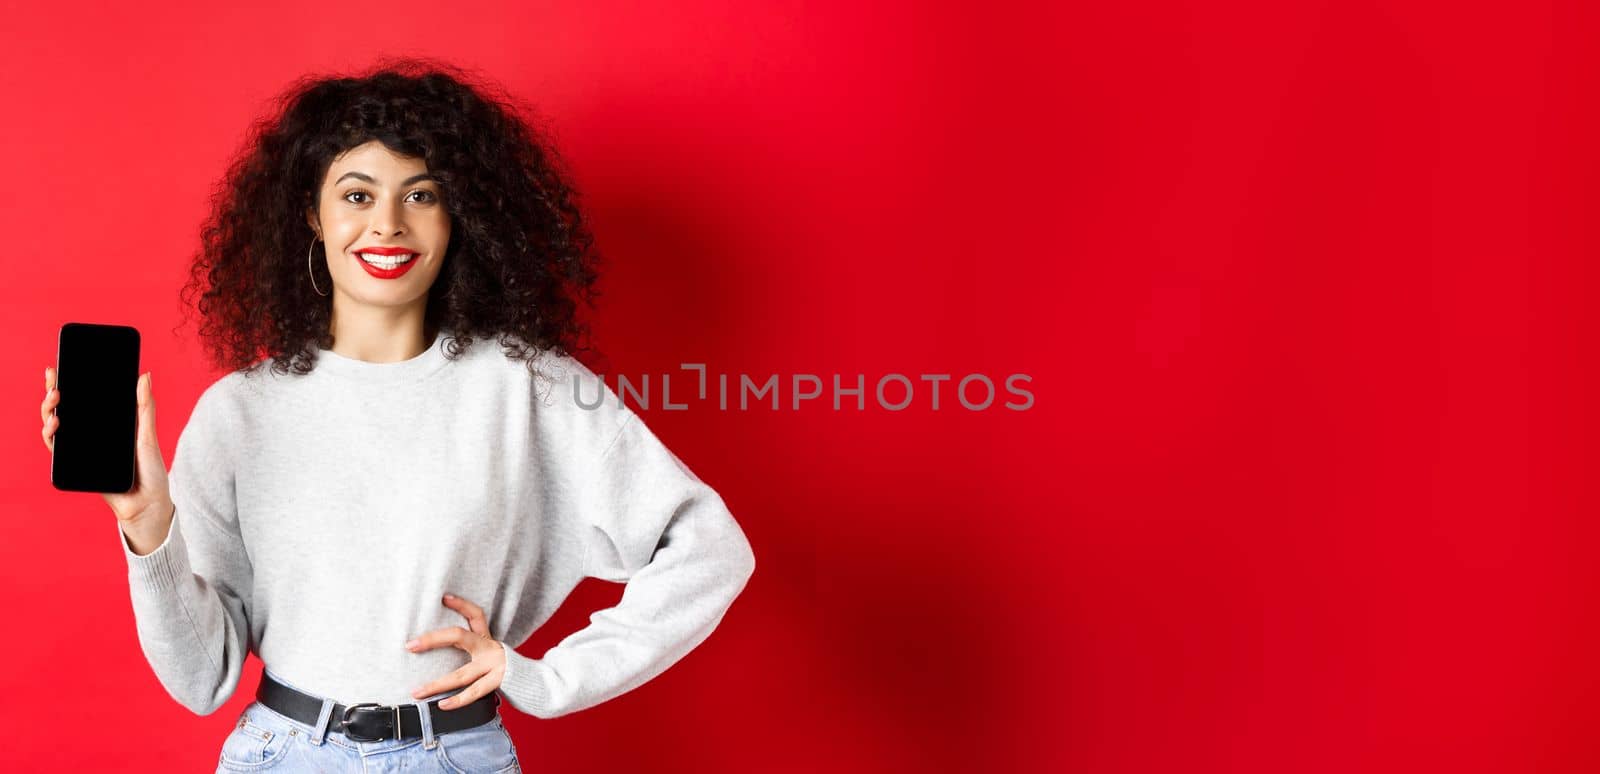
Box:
[120,498,175,557]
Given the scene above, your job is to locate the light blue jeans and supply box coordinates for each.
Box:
[215,667,522,773]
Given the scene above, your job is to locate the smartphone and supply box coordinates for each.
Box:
[51,323,141,493]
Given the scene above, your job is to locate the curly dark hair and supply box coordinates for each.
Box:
[175,56,603,382]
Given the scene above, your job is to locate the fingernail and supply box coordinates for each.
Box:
[443,593,454,599]
[405,639,418,649]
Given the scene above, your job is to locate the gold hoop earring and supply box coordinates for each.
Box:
[308,236,330,298]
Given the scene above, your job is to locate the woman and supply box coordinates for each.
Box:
[39,58,756,773]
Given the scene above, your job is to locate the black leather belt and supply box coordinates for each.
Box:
[257,671,500,743]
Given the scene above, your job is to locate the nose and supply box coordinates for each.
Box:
[368,197,408,237]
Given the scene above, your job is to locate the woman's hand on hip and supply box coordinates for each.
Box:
[406,593,507,710]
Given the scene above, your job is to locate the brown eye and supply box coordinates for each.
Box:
[344,191,370,204]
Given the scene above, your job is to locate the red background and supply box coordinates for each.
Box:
[2,1,1594,771]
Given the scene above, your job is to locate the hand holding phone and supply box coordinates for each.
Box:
[42,323,174,552]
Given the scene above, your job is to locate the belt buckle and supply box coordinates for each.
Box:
[341,702,400,743]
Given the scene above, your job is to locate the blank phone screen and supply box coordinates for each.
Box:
[52,323,141,493]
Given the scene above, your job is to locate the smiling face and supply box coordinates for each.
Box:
[305,140,450,313]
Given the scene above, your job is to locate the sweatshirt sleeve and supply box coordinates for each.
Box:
[496,408,757,718]
[118,386,253,716]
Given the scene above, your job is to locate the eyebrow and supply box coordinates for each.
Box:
[334,171,441,187]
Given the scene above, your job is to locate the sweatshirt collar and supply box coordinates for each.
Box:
[312,327,453,383]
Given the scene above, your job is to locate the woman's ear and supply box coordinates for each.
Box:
[305,207,320,238]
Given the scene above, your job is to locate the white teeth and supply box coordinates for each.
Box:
[358,253,417,269]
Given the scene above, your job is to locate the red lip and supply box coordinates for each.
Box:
[353,246,418,256]
[355,252,421,279]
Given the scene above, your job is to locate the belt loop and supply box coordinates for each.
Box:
[417,698,437,749]
[310,697,336,746]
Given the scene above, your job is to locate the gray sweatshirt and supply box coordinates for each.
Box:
[117,329,755,717]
